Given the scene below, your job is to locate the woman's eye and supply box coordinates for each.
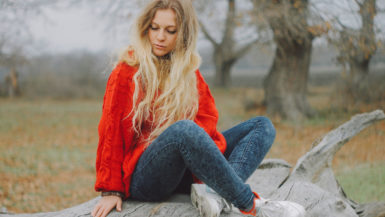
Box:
[150,26,159,30]
[168,30,177,34]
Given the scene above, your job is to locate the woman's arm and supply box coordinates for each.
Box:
[92,63,136,217]
[95,63,135,194]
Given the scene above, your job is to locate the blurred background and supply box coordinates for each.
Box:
[0,0,384,213]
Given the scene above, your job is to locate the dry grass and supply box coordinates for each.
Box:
[0,99,100,213]
[211,86,385,166]
[0,85,384,213]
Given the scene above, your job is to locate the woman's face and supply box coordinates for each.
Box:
[148,9,178,57]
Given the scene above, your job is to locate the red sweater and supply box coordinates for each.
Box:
[94,62,227,198]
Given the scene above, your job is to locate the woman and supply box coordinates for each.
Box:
[91,1,305,217]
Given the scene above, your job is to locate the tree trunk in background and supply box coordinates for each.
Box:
[5,67,21,98]
[214,47,236,87]
[351,59,370,83]
[337,0,377,103]
[343,57,371,103]
[350,0,376,101]
[213,0,235,88]
[264,37,314,120]
[262,0,315,121]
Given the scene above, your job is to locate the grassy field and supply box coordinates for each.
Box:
[0,86,384,213]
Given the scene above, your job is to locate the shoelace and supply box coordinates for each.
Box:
[221,197,233,212]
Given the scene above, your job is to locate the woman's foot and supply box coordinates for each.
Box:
[240,192,306,217]
[191,184,232,217]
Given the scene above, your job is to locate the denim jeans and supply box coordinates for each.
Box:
[129,116,275,210]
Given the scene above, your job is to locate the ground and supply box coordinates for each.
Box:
[0,85,384,213]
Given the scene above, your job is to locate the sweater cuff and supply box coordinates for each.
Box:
[101,191,124,198]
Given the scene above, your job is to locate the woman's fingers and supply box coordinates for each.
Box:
[94,205,104,217]
[91,204,100,217]
[117,199,122,212]
[101,206,112,217]
[92,196,122,217]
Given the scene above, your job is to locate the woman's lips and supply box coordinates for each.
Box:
[154,44,165,49]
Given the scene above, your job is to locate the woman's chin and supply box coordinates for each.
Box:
[153,49,169,57]
[154,53,167,57]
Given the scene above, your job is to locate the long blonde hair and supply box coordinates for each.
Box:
[119,0,201,146]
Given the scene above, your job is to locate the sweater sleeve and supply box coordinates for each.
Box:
[194,70,227,154]
[94,63,135,193]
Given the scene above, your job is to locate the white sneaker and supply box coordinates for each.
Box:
[191,184,232,217]
[246,194,306,217]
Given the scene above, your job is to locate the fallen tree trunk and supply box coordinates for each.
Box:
[2,110,384,217]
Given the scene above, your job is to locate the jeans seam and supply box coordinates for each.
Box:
[239,120,259,166]
[178,139,233,199]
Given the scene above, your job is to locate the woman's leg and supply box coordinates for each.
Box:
[222,116,275,182]
[130,120,254,210]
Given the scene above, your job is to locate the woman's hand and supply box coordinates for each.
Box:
[91,195,122,217]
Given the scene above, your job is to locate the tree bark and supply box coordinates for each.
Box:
[256,0,315,121]
[5,67,21,98]
[351,0,376,85]
[346,58,371,102]
[2,110,384,217]
[337,0,377,103]
[214,47,236,87]
[264,37,314,120]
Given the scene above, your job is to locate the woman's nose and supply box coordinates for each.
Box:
[157,30,166,41]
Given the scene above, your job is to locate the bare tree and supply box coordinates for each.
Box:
[331,0,381,102]
[0,0,54,62]
[0,0,78,98]
[84,0,149,48]
[0,1,31,96]
[251,0,328,121]
[196,0,259,87]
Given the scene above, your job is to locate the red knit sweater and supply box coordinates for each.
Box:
[94,62,227,198]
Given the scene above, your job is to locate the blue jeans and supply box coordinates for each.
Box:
[129,116,275,210]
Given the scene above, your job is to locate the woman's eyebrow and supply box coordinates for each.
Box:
[151,21,176,28]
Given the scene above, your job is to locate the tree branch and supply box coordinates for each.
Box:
[222,0,235,45]
[198,20,218,47]
[233,38,259,59]
[353,0,363,8]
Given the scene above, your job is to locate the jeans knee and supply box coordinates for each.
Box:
[168,120,201,141]
[170,120,197,132]
[168,120,213,150]
[263,117,276,139]
[253,116,276,145]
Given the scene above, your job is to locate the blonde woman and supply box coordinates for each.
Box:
[91,1,305,217]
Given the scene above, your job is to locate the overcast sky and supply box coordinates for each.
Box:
[28,4,214,55]
[29,6,128,54]
[27,0,385,55]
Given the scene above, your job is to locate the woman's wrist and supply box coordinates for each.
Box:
[101,191,124,198]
